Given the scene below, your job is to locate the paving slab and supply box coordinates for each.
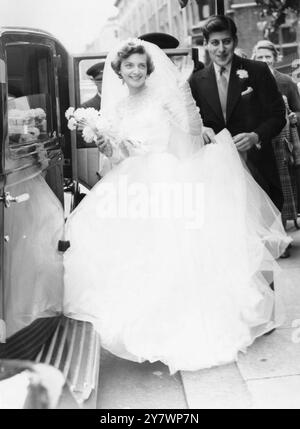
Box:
[246,375,300,409]
[278,225,300,270]
[237,328,300,380]
[275,268,300,329]
[181,363,252,409]
[97,350,187,409]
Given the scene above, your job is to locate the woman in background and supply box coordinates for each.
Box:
[252,40,300,257]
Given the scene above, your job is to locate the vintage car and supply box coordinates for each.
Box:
[0,26,101,407]
[0,26,67,346]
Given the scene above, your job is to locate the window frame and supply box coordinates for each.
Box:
[4,38,58,155]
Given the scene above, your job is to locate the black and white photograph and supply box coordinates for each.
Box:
[0,0,300,412]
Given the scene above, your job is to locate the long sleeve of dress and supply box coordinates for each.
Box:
[97,106,131,169]
[163,81,204,158]
[99,83,205,167]
[164,81,203,136]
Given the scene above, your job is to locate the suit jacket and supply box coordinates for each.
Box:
[81,93,101,110]
[273,69,300,126]
[189,54,286,206]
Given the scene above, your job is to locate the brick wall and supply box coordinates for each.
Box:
[231,3,263,57]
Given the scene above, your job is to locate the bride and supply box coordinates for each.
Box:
[63,39,290,374]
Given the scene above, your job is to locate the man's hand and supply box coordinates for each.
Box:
[202,127,217,145]
[233,132,259,152]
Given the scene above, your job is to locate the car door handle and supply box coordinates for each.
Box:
[0,192,30,208]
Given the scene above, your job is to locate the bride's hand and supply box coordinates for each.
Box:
[123,139,140,148]
[95,135,113,157]
[203,127,217,145]
[77,118,89,130]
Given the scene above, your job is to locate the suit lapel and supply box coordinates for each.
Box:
[226,55,243,122]
[200,63,225,124]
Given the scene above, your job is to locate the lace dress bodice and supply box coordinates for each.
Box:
[108,83,203,163]
[117,86,171,156]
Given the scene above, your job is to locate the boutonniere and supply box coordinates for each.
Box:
[236,69,249,79]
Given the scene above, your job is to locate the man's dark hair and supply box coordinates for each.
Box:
[202,15,238,42]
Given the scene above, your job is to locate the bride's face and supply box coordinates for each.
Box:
[120,53,148,91]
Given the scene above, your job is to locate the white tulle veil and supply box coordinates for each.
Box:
[98,38,203,174]
[101,38,184,114]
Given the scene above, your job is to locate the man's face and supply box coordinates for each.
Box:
[206,31,237,67]
[94,73,103,94]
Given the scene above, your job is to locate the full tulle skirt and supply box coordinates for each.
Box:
[63,129,290,373]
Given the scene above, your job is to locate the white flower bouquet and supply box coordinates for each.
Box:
[65,107,116,157]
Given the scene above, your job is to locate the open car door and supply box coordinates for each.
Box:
[69,53,107,191]
[0,30,65,348]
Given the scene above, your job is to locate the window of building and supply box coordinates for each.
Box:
[139,4,145,30]
[190,0,200,25]
[202,4,210,19]
[6,44,54,147]
[147,1,153,16]
[269,24,299,64]
[132,12,137,33]
[149,15,157,32]
[269,24,297,45]
[173,16,180,40]
[197,0,210,20]
[158,3,168,24]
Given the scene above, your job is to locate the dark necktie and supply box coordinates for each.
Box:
[219,66,228,121]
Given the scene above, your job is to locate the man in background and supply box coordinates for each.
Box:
[189,15,286,211]
[81,62,104,110]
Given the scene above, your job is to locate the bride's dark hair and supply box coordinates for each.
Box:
[111,41,155,79]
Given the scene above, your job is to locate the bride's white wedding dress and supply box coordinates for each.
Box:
[64,83,290,373]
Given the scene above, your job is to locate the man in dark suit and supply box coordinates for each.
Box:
[189,15,286,210]
[81,62,104,110]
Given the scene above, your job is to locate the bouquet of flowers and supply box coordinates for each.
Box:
[65,107,116,157]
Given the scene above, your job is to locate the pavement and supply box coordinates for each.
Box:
[180,223,300,409]
[96,222,300,410]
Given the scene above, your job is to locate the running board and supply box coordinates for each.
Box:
[35,316,100,408]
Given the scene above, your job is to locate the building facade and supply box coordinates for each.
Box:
[114,0,231,46]
[228,0,299,65]
[114,0,191,45]
[113,0,299,70]
[85,16,120,53]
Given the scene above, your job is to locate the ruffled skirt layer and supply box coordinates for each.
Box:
[64,130,290,373]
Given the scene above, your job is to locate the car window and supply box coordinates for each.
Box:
[6,44,54,146]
